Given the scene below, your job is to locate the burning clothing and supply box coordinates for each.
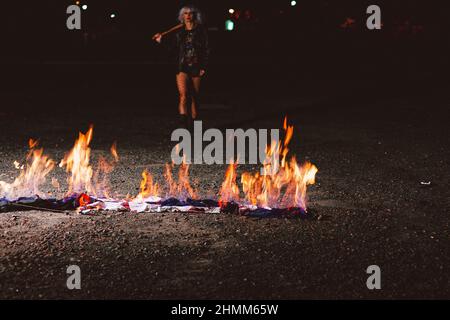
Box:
[0,193,310,219]
[0,118,317,218]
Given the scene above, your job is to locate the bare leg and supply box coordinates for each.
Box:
[176,72,189,115]
[190,76,202,119]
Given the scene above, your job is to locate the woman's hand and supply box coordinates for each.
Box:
[199,69,206,77]
[152,33,162,43]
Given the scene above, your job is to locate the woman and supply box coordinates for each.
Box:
[153,6,209,128]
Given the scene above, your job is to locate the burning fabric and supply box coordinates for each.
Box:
[0,194,309,218]
[0,118,318,218]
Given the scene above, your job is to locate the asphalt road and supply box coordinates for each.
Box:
[0,63,448,299]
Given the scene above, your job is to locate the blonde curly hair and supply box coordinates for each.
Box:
[178,5,203,24]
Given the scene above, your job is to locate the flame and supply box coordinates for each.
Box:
[89,141,121,199]
[92,156,114,199]
[0,140,55,199]
[136,169,159,200]
[219,161,240,205]
[222,117,318,210]
[241,171,261,206]
[1,117,317,213]
[110,142,119,162]
[58,127,119,198]
[28,138,39,149]
[59,125,94,195]
[164,161,196,199]
[78,193,91,207]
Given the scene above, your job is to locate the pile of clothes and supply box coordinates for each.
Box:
[0,194,310,218]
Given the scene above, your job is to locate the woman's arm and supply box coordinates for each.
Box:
[152,24,183,43]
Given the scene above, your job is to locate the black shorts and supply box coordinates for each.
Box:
[178,63,201,77]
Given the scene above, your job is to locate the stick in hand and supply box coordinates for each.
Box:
[152,23,183,43]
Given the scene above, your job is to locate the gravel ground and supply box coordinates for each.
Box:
[0,79,449,299]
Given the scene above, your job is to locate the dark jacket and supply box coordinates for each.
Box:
[163,24,210,72]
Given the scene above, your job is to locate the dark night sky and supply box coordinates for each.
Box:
[0,0,447,61]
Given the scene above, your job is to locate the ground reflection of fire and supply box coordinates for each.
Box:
[0,117,318,217]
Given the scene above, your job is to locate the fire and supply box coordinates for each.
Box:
[164,161,197,199]
[1,117,317,214]
[219,161,239,205]
[110,142,119,162]
[94,143,121,198]
[92,156,115,199]
[241,171,263,206]
[223,117,318,210]
[59,125,119,198]
[136,169,159,200]
[28,138,39,149]
[0,140,55,199]
[282,119,294,167]
[59,125,94,195]
[78,193,91,207]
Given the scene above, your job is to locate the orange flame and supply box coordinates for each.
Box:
[219,161,240,205]
[221,117,318,210]
[2,117,317,212]
[110,141,119,162]
[92,156,114,198]
[92,141,120,199]
[136,169,159,200]
[28,138,39,149]
[78,193,91,207]
[164,161,196,199]
[58,127,119,198]
[59,125,94,195]
[0,140,55,199]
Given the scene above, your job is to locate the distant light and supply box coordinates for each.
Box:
[81,4,87,10]
[225,19,234,31]
[228,8,235,14]
[110,13,116,18]
[291,1,297,6]
[75,1,80,5]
